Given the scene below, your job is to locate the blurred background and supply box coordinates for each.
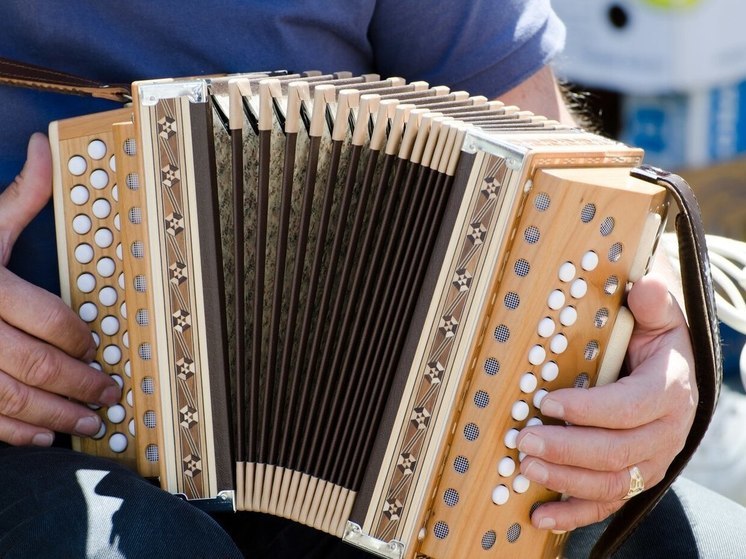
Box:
[552,0,746,506]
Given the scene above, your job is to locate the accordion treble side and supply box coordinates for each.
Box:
[51,72,669,559]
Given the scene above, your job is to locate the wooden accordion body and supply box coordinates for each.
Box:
[51,72,668,559]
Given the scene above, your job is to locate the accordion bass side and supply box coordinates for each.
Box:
[50,72,669,559]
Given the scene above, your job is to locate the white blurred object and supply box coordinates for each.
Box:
[662,232,746,503]
[660,233,746,336]
[554,0,746,94]
[683,384,746,505]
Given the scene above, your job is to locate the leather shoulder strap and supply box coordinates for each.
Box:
[591,165,722,558]
[0,55,130,103]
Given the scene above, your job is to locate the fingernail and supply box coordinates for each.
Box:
[541,397,564,418]
[31,433,54,447]
[524,460,549,483]
[75,415,101,436]
[518,433,545,456]
[538,517,556,530]
[99,385,121,406]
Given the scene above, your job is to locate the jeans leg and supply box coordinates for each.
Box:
[0,446,242,559]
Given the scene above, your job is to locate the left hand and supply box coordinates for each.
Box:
[516,271,697,532]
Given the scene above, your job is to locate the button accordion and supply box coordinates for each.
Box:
[50,71,670,558]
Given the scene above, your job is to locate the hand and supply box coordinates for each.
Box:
[516,270,696,532]
[0,133,121,446]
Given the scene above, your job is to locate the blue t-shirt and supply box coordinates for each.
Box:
[0,0,564,293]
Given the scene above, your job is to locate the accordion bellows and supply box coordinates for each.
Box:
[50,71,668,558]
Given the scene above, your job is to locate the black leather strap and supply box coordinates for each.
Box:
[590,165,722,558]
[0,55,130,103]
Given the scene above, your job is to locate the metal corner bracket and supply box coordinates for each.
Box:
[343,522,405,559]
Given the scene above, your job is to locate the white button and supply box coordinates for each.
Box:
[90,361,102,371]
[513,475,531,494]
[101,315,120,336]
[550,334,568,354]
[90,169,109,189]
[98,286,118,307]
[77,273,96,293]
[126,390,133,407]
[498,457,516,477]
[526,417,544,427]
[118,272,125,290]
[70,185,89,205]
[112,184,119,202]
[68,155,87,176]
[103,344,122,365]
[511,400,530,421]
[111,374,123,388]
[560,306,578,327]
[122,331,129,348]
[537,317,555,338]
[128,418,135,436]
[109,432,128,453]
[581,251,599,271]
[72,214,92,235]
[534,389,549,409]
[94,228,113,248]
[109,155,116,172]
[541,361,559,382]
[547,290,565,310]
[519,373,537,393]
[97,257,116,277]
[91,332,100,348]
[558,262,576,282]
[79,302,98,322]
[504,428,519,449]
[120,302,127,319]
[91,199,111,219]
[116,243,123,261]
[87,140,107,160]
[114,214,121,231]
[491,485,509,505]
[92,422,106,440]
[528,345,546,366]
[74,243,94,264]
[107,404,126,424]
[570,279,588,299]
[124,361,131,378]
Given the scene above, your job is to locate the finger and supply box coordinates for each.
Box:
[0,319,120,406]
[0,413,56,447]
[537,371,670,430]
[520,456,660,503]
[0,269,96,361]
[530,496,624,532]
[0,133,52,260]
[0,369,104,437]
[517,421,670,471]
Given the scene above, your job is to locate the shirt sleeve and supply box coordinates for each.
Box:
[368,0,566,98]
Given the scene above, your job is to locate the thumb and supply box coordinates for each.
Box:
[0,132,53,263]
[626,273,686,336]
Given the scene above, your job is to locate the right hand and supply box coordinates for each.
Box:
[0,133,121,446]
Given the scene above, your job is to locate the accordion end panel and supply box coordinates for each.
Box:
[51,108,149,472]
[354,137,667,558]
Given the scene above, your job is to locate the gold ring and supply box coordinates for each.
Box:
[623,465,645,500]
